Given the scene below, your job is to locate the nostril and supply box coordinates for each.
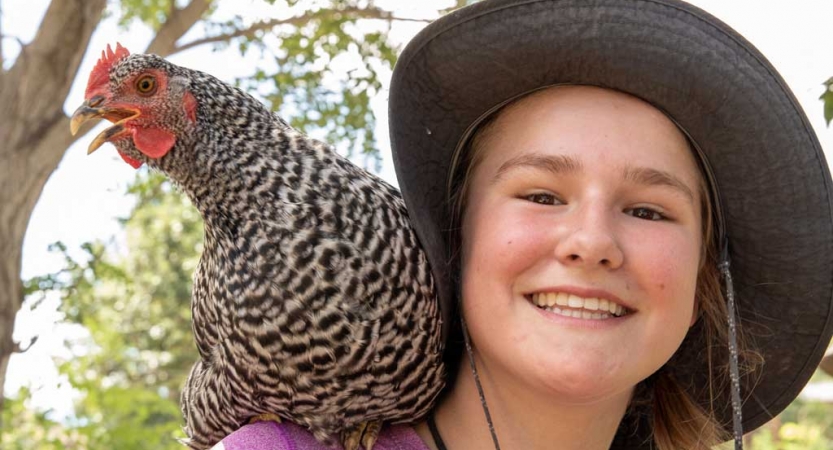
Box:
[568,254,580,262]
[89,95,105,108]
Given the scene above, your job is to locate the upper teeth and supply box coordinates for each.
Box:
[530,292,626,317]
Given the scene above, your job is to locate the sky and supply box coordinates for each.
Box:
[4,0,833,417]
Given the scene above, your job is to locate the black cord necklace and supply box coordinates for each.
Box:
[427,316,502,450]
[427,413,448,450]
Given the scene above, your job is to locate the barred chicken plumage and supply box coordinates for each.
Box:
[70,44,445,450]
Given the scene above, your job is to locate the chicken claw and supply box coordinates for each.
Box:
[342,420,382,450]
[247,413,282,425]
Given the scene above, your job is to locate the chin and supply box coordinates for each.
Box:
[531,371,635,407]
[503,331,639,403]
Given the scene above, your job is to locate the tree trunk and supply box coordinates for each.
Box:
[0,0,212,428]
[0,0,107,423]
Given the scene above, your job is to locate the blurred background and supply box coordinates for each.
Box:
[1,0,831,448]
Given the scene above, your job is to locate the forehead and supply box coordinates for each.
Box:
[475,86,699,182]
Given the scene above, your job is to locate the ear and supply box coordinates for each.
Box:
[170,76,198,123]
[133,127,176,159]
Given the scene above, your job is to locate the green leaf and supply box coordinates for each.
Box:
[821,80,833,127]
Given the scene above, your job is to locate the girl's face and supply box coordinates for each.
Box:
[461,86,703,405]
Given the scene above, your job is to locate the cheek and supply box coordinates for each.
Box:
[462,206,549,283]
[629,227,701,312]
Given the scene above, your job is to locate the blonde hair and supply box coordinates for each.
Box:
[446,90,760,450]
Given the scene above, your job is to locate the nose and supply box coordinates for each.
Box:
[554,206,624,270]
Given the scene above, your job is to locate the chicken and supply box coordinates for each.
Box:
[70,44,445,450]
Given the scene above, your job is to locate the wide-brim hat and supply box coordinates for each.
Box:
[388,0,833,446]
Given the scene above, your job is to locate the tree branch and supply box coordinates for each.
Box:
[173,15,306,54]
[171,6,429,56]
[12,336,37,354]
[145,0,212,57]
[0,0,106,156]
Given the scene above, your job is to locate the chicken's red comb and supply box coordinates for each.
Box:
[85,43,131,98]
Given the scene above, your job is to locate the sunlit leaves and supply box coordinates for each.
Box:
[115,0,176,30]
[820,77,833,126]
[14,172,201,448]
[63,386,183,449]
[110,0,410,166]
[209,1,401,168]
[1,387,87,450]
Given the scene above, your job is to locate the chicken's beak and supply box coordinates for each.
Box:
[70,96,141,154]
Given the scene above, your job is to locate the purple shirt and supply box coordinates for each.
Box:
[213,421,430,450]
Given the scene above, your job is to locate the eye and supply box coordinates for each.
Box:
[627,207,665,221]
[135,75,157,96]
[523,192,560,205]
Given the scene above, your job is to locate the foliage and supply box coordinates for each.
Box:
[821,77,833,126]
[116,0,176,29]
[7,172,201,448]
[743,398,833,450]
[710,366,833,449]
[1,387,86,450]
[226,3,399,168]
[115,0,403,167]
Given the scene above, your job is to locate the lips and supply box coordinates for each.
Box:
[70,96,141,154]
[527,292,629,320]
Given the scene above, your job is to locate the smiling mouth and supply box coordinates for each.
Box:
[527,292,629,320]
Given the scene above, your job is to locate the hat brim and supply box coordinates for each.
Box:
[389,0,833,446]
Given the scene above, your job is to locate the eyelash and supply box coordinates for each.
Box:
[523,192,561,205]
[523,194,668,221]
[625,207,666,221]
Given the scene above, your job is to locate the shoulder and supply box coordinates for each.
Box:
[213,421,430,450]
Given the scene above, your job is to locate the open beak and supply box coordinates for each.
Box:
[70,96,141,154]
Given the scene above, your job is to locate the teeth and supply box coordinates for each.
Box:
[530,292,628,319]
[584,297,599,311]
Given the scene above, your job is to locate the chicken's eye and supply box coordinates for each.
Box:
[135,75,157,96]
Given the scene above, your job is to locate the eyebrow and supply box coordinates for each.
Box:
[492,152,696,203]
[493,154,583,183]
[622,165,695,203]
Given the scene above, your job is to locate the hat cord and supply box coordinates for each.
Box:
[719,238,745,450]
[461,314,502,450]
